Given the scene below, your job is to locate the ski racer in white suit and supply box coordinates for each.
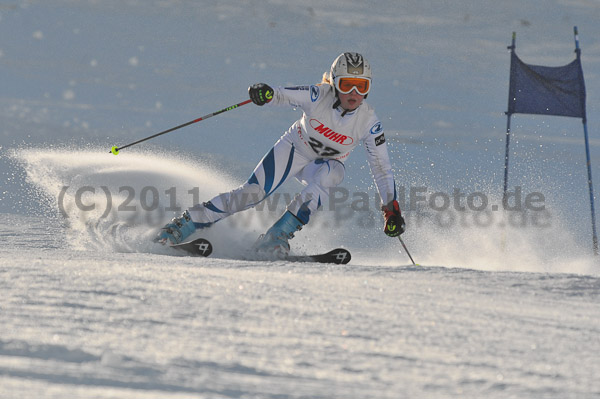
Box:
[156,52,405,255]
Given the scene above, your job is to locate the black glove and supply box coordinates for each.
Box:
[382,200,405,237]
[248,83,274,106]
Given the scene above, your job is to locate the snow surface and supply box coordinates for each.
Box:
[1,212,600,398]
[1,1,600,398]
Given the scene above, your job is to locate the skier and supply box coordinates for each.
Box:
[155,52,405,255]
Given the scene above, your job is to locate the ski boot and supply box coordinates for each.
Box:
[155,210,208,245]
[253,211,304,258]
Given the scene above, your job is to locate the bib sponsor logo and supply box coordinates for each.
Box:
[309,119,354,145]
[375,133,386,146]
[370,122,383,135]
[310,85,319,102]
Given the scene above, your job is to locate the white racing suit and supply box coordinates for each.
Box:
[189,84,397,226]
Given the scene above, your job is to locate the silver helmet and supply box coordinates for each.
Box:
[330,52,372,83]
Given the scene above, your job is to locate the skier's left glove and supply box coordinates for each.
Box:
[249,83,274,106]
[382,200,405,237]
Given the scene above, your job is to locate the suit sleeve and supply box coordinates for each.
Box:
[362,120,397,208]
[267,85,320,113]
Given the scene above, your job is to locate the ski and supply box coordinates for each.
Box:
[171,238,350,264]
[171,238,213,257]
[285,248,351,264]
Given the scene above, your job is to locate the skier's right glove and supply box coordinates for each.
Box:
[382,200,405,237]
[248,83,274,106]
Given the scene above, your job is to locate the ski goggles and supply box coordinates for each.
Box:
[335,76,371,95]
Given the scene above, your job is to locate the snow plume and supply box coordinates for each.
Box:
[323,182,598,275]
[11,147,599,274]
[395,189,598,275]
[14,148,244,254]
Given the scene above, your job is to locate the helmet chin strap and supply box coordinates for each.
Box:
[332,96,350,117]
[332,89,351,117]
[332,97,341,110]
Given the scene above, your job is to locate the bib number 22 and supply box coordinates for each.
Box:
[308,137,340,157]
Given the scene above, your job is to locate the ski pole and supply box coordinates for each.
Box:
[109,99,253,155]
[398,236,417,266]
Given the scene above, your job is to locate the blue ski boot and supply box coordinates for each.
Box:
[253,211,305,257]
[155,210,208,245]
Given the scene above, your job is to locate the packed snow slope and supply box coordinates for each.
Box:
[1,211,600,399]
[1,1,600,398]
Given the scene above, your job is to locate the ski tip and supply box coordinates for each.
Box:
[172,237,213,257]
[326,248,351,264]
[190,238,213,257]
